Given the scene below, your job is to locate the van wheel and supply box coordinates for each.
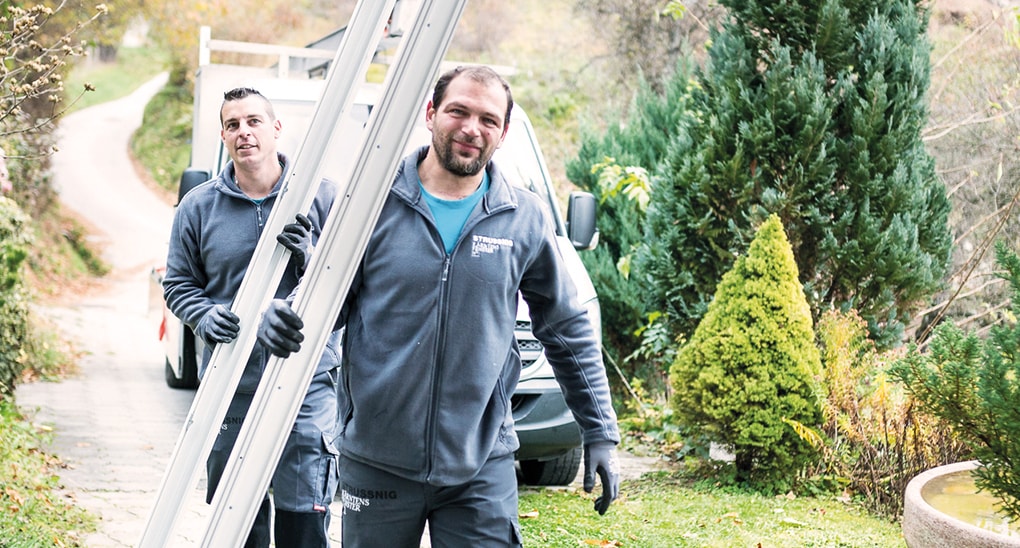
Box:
[518,446,582,486]
[164,356,198,389]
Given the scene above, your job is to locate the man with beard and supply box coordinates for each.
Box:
[257,66,620,547]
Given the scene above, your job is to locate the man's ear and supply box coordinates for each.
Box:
[274,119,282,139]
[425,100,436,130]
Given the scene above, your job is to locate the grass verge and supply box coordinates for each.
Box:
[0,43,171,548]
[0,400,95,547]
[64,46,170,113]
[130,81,193,194]
[25,206,109,301]
[519,471,904,547]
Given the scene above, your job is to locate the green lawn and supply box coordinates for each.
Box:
[519,472,904,547]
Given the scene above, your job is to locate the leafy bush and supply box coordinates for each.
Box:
[891,241,1020,519]
[566,64,700,380]
[0,197,32,398]
[3,132,58,221]
[617,376,711,464]
[669,214,822,490]
[806,309,969,517]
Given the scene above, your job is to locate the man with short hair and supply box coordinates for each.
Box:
[258,66,620,547]
[163,87,341,547]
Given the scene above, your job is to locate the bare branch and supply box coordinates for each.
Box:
[917,179,1020,343]
[955,300,1009,329]
[923,106,1020,143]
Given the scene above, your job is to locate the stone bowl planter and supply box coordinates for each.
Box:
[903,460,1020,547]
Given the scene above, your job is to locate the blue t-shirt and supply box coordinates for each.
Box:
[421,172,489,254]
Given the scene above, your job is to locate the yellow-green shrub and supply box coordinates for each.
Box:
[669,214,822,490]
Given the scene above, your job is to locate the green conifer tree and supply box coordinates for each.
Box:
[670,215,822,487]
[638,0,950,348]
[567,60,700,370]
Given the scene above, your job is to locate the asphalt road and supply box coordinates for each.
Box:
[14,74,346,546]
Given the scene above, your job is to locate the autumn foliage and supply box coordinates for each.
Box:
[809,309,969,517]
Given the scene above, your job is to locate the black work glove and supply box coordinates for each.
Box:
[583,441,620,515]
[278,213,314,272]
[257,299,305,358]
[195,304,240,346]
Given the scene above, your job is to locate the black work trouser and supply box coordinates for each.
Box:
[338,452,522,547]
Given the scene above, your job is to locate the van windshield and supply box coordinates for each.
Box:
[493,119,555,214]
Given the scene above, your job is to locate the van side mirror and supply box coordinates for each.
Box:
[566,191,598,251]
[178,168,211,205]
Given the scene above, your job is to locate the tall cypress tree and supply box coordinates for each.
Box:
[637,0,951,347]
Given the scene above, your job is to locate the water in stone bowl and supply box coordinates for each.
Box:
[922,469,1019,538]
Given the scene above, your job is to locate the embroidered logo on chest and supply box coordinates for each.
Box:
[471,234,515,257]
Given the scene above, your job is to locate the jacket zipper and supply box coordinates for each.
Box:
[254,201,265,228]
[419,195,492,482]
[424,254,452,483]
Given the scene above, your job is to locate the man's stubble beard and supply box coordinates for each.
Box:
[435,136,489,177]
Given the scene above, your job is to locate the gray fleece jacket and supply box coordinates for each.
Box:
[163,154,341,393]
[336,147,619,485]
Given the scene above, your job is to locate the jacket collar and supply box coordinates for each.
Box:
[392,146,517,215]
[218,153,290,199]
